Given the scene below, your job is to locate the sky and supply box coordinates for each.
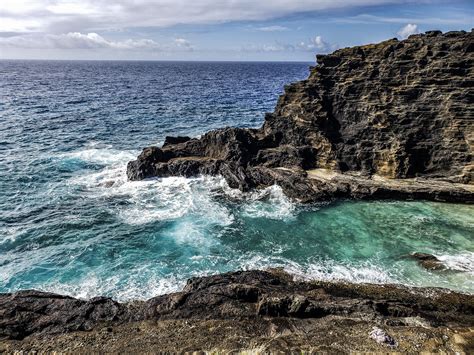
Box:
[0,0,472,61]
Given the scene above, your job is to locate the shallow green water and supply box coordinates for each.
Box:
[2,154,472,301]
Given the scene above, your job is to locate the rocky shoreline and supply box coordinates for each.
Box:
[1,269,473,353]
[2,31,473,353]
[128,30,473,203]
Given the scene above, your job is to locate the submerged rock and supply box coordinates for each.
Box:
[411,252,446,270]
[127,30,474,203]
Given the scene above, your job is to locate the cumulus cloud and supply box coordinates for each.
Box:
[0,1,423,33]
[256,25,289,32]
[0,32,160,50]
[397,23,419,39]
[297,36,331,51]
[174,38,194,50]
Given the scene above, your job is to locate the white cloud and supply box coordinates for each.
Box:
[242,35,334,53]
[298,36,331,51]
[243,43,292,52]
[0,1,425,33]
[256,25,289,32]
[332,14,471,26]
[397,23,420,39]
[0,32,160,50]
[174,37,194,50]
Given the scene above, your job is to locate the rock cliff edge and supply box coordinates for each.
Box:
[127,30,474,203]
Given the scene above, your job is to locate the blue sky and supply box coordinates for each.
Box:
[0,0,472,61]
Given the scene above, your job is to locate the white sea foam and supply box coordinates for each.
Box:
[240,185,296,220]
[61,147,137,166]
[437,251,474,274]
[236,254,395,285]
[65,151,235,252]
[66,146,295,227]
[38,271,185,302]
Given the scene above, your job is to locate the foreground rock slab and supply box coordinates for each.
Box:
[127,30,474,203]
[1,270,473,352]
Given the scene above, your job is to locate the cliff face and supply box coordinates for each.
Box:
[265,30,473,181]
[127,30,474,202]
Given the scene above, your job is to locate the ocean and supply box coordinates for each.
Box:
[0,60,473,301]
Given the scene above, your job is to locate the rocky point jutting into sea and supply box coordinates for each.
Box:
[1,30,473,353]
[128,29,473,203]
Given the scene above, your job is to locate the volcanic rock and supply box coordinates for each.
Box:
[127,30,474,203]
[1,270,473,352]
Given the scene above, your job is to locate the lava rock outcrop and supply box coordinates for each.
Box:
[127,30,474,202]
[2,270,473,352]
[1,270,473,341]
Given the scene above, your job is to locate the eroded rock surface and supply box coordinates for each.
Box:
[127,30,474,203]
[1,270,473,352]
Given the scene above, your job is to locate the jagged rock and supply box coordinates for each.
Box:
[0,291,139,340]
[162,136,191,147]
[1,270,473,342]
[1,270,473,352]
[410,252,446,270]
[127,30,474,203]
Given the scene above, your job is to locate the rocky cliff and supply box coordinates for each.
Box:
[127,30,473,202]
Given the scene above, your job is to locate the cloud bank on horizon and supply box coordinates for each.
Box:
[0,0,472,60]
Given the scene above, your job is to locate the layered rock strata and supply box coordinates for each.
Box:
[127,30,474,203]
[1,270,473,352]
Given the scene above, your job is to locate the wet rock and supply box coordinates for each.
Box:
[411,252,446,270]
[127,30,474,203]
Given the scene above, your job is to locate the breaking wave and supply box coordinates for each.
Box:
[1,145,473,300]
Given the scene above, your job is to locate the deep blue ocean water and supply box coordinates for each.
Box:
[0,60,473,300]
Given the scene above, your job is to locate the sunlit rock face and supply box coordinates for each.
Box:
[128,30,473,202]
[265,30,473,182]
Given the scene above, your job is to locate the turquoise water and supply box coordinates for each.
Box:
[0,61,473,300]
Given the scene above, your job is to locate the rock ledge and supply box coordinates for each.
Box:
[1,270,473,352]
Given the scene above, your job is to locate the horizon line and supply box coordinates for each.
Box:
[0,58,315,64]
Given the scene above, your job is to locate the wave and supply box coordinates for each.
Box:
[36,271,185,302]
[437,251,474,274]
[29,255,396,301]
[240,185,296,220]
[60,147,137,166]
[236,254,395,285]
[65,146,297,225]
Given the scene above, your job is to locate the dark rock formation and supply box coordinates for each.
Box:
[410,252,446,270]
[127,30,474,203]
[1,270,473,352]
